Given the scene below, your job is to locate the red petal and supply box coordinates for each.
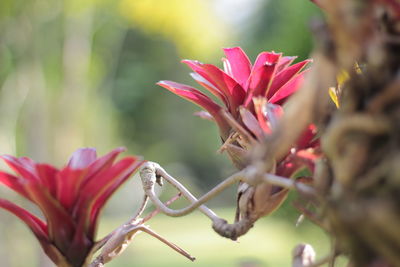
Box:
[0,198,48,239]
[223,47,252,87]
[276,151,316,178]
[0,199,70,266]
[158,80,231,138]
[190,72,228,106]
[276,56,297,72]
[0,171,31,200]
[66,219,93,267]
[158,80,221,113]
[267,59,311,99]
[244,52,281,106]
[244,63,277,106]
[56,168,88,211]
[75,157,139,206]
[84,147,126,184]
[297,150,320,161]
[239,107,264,139]
[182,60,245,114]
[269,69,309,105]
[73,157,143,238]
[1,155,38,183]
[264,103,284,130]
[222,57,233,76]
[36,164,59,198]
[253,98,271,134]
[87,159,144,239]
[202,64,246,113]
[67,148,97,169]
[182,60,219,92]
[251,51,282,73]
[296,124,319,150]
[253,98,284,135]
[26,181,76,253]
[58,148,132,218]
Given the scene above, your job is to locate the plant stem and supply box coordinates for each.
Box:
[140,162,315,220]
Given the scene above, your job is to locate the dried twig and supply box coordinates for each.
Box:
[139,162,315,240]
[89,193,194,266]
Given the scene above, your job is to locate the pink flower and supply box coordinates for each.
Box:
[0,148,144,267]
[158,47,310,140]
[158,47,318,221]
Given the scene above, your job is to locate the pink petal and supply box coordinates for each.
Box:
[244,52,282,106]
[201,64,245,113]
[87,158,144,238]
[56,168,87,211]
[36,164,59,198]
[264,103,284,131]
[73,157,143,238]
[66,148,127,212]
[253,98,284,134]
[269,69,309,105]
[0,199,69,266]
[276,151,316,178]
[223,47,252,87]
[296,124,319,150]
[67,148,97,169]
[158,80,221,113]
[190,72,228,106]
[251,51,282,74]
[268,59,311,98]
[182,60,245,114]
[244,62,278,106]
[239,107,264,139]
[296,150,320,161]
[75,157,139,205]
[26,181,76,252]
[158,80,231,138]
[222,58,233,76]
[253,98,271,134]
[0,198,48,239]
[0,171,31,200]
[66,220,93,267]
[276,56,297,72]
[1,155,38,183]
[183,60,219,91]
[86,147,126,181]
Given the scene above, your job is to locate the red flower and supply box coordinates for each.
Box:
[0,148,144,267]
[158,47,310,140]
[158,47,318,223]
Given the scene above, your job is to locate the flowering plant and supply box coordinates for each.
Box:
[158,47,310,141]
[0,147,143,267]
[158,47,317,170]
[157,48,319,238]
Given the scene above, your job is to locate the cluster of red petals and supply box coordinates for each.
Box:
[159,47,317,177]
[158,47,311,141]
[0,148,144,266]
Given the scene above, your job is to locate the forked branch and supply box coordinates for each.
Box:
[139,162,315,240]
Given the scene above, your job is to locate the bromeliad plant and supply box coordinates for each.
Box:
[0,147,143,266]
[154,47,320,240]
[158,47,312,166]
[0,148,195,266]
[158,47,316,170]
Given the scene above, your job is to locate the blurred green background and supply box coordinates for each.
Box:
[0,0,336,266]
